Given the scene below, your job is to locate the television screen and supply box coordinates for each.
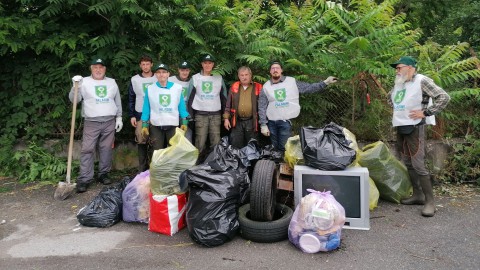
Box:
[294,166,370,230]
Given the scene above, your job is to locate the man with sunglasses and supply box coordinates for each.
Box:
[389,56,450,217]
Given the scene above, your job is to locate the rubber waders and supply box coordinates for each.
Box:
[401,170,425,205]
[419,174,435,217]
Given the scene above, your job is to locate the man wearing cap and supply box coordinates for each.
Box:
[140,63,189,150]
[169,61,193,142]
[70,58,123,193]
[223,66,263,149]
[128,55,157,172]
[258,61,338,152]
[389,56,450,217]
[187,54,227,154]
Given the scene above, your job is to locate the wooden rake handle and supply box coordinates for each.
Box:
[66,81,79,184]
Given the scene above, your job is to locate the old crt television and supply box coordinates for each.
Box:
[294,165,370,230]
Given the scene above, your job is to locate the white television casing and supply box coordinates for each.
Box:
[294,165,370,230]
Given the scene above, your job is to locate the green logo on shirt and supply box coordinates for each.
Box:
[202,81,213,94]
[274,88,286,102]
[182,87,187,97]
[142,83,152,93]
[159,94,171,107]
[95,86,107,98]
[393,89,406,104]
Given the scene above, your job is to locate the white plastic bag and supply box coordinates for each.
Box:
[288,189,345,253]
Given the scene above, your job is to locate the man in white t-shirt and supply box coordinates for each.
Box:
[187,55,227,154]
[141,63,190,150]
[389,56,450,217]
[69,58,123,193]
[258,61,337,152]
[128,55,157,172]
[169,60,193,142]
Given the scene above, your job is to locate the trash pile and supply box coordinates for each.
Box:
[74,122,412,254]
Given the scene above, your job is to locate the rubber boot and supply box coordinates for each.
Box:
[418,174,435,217]
[401,170,425,205]
[138,144,149,173]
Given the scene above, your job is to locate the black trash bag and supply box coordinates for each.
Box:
[206,137,250,204]
[260,144,284,162]
[300,122,356,171]
[76,178,129,228]
[239,139,262,166]
[185,142,251,247]
[205,136,249,173]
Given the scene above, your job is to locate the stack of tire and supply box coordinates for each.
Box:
[238,160,294,243]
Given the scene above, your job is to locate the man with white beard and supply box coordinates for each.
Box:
[389,56,450,217]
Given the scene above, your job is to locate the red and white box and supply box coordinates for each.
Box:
[148,193,187,236]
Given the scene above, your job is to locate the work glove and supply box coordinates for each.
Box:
[115,117,123,132]
[323,76,338,85]
[180,118,188,132]
[141,122,149,138]
[261,125,270,137]
[72,75,83,87]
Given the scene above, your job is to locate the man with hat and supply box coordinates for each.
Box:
[140,63,189,151]
[389,56,450,217]
[128,55,157,173]
[70,58,123,193]
[258,60,338,152]
[187,54,227,154]
[169,60,193,142]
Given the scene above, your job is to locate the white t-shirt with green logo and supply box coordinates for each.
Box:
[81,76,119,118]
[391,74,435,127]
[263,76,300,120]
[191,73,223,112]
[169,76,190,104]
[146,83,183,126]
[131,74,158,113]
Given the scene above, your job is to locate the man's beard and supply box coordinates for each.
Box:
[271,74,281,80]
[395,74,407,85]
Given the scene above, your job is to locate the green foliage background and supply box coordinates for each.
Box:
[1,0,479,182]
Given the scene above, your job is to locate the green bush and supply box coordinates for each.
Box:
[9,142,77,183]
[439,136,480,185]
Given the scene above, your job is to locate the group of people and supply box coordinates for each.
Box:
[69,54,450,217]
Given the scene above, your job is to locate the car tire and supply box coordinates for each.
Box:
[238,203,293,243]
[250,159,277,221]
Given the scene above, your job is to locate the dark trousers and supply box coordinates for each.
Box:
[150,125,176,151]
[229,118,257,149]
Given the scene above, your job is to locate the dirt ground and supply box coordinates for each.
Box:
[1,176,479,270]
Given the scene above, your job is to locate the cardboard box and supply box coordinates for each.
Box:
[279,163,293,176]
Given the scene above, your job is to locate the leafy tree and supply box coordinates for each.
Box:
[0,0,479,182]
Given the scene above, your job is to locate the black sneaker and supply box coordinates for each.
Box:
[97,174,112,185]
[76,182,88,193]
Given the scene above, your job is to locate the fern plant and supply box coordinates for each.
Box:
[12,142,73,183]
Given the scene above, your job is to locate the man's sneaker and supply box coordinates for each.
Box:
[76,182,88,193]
[97,174,112,185]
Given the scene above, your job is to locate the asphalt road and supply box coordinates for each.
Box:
[1,179,479,270]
